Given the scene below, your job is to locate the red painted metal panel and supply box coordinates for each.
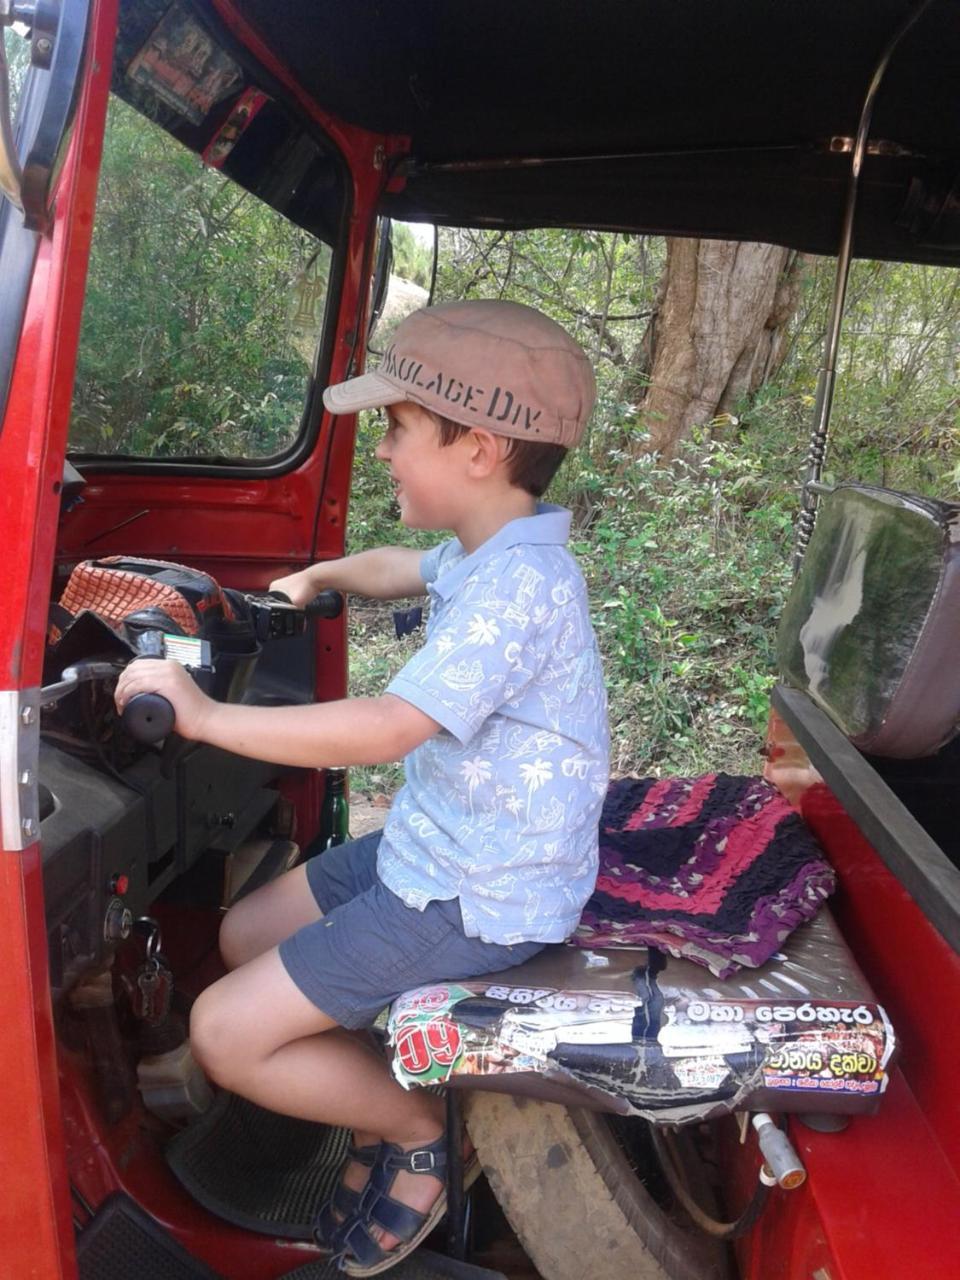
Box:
[0,3,119,1276]
[737,715,960,1276]
[726,1070,960,1279]
[800,782,960,1181]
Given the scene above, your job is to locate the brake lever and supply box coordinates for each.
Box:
[40,660,122,706]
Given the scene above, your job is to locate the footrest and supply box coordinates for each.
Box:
[166,1089,350,1239]
[279,1250,507,1279]
[76,1193,222,1280]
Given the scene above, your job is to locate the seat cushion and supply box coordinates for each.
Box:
[573,772,835,976]
[386,907,895,1125]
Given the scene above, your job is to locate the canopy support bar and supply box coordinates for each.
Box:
[793,0,937,574]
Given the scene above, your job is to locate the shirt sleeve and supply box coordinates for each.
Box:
[387,550,546,745]
[419,539,451,587]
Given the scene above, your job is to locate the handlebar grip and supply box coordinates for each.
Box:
[122,692,175,744]
[305,590,344,620]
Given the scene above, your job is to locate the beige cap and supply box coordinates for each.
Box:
[322,299,596,447]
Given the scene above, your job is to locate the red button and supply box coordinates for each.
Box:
[110,874,129,895]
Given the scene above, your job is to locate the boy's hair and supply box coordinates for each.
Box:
[434,414,567,498]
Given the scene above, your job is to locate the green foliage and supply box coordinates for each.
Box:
[70,95,330,459]
[391,223,433,288]
[346,229,960,787]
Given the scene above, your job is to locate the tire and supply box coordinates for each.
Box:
[466,1094,729,1280]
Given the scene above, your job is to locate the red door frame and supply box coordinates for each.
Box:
[0,1,405,1273]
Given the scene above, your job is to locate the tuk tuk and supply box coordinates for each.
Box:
[1,2,958,1278]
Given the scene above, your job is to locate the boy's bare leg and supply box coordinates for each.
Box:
[190,948,451,1253]
[219,863,322,971]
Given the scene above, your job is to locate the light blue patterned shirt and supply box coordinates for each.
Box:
[379,505,609,945]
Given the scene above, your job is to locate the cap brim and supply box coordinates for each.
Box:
[322,372,407,415]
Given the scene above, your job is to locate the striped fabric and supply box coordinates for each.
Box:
[571,774,835,977]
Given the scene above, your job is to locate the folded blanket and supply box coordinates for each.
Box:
[571,773,835,977]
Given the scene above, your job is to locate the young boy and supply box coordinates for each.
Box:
[115,299,609,1275]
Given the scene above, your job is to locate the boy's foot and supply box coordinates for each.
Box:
[312,1141,382,1248]
[338,1130,477,1276]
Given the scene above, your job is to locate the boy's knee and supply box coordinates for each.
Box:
[190,985,246,1090]
[218,900,253,971]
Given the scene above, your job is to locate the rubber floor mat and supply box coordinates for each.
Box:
[166,1090,351,1239]
[76,1192,223,1280]
[279,1250,507,1279]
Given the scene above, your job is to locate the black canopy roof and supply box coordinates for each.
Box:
[206,1,960,263]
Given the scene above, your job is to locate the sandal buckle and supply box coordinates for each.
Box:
[408,1150,437,1173]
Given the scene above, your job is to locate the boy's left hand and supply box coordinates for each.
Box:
[115,658,215,741]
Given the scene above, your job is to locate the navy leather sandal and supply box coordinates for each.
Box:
[337,1133,476,1276]
[312,1142,383,1249]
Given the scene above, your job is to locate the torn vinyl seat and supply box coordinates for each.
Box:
[385,908,895,1125]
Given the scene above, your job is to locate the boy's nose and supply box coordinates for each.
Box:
[374,434,390,461]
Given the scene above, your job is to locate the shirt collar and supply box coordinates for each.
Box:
[431,503,572,601]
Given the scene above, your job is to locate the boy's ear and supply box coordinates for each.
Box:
[465,427,508,478]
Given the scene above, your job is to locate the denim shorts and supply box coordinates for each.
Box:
[277,830,543,1028]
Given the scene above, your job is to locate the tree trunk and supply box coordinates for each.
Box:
[629,239,805,458]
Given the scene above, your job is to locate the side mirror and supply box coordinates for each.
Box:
[0,0,90,229]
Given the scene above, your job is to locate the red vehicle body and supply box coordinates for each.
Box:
[1,2,959,1278]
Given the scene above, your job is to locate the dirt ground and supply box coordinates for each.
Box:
[348,794,393,838]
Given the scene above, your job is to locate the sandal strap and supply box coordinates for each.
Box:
[378,1134,448,1178]
[328,1135,450,1269]
[347,1135,447,1250]
[346,1142,381,1168]
[357,1183,430,1246]
[312,1143,382,1247]
[335,1212,389,1270]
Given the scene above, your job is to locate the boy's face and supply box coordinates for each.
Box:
[375,402,471,531]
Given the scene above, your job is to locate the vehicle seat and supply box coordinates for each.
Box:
[385,906,894,1124]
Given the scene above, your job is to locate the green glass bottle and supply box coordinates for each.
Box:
[320,768,350,850]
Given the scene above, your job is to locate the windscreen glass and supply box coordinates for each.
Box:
[68,94,331,461]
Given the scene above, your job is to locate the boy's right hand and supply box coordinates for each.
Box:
[269,568,322,608]
[115,658,216,742]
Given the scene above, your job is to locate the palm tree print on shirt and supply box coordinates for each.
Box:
[460,756,493,816]
[519,757,554,821]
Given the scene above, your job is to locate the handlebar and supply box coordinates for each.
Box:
[42,589,345,745]
[122,691,175,744]
[304,589,344,620]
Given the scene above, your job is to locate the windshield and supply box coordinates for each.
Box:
[68,94,332,461]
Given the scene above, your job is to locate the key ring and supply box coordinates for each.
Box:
[134,915,162,963]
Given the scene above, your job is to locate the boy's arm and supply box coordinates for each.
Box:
[270,547,427,606]
[114,659,438,766]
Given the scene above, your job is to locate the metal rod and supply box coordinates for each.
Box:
[445,1088,466,1260]
[408,141,803,180]
[793,0,936,574]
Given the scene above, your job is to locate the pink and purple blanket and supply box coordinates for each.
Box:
[572,773,835,977]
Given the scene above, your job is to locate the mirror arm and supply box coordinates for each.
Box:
[793,0,936,575]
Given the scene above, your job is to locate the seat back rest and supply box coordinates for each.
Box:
[778,484,960,758]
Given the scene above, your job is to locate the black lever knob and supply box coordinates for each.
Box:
[305,590,344,620]
[122,692,175,744]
